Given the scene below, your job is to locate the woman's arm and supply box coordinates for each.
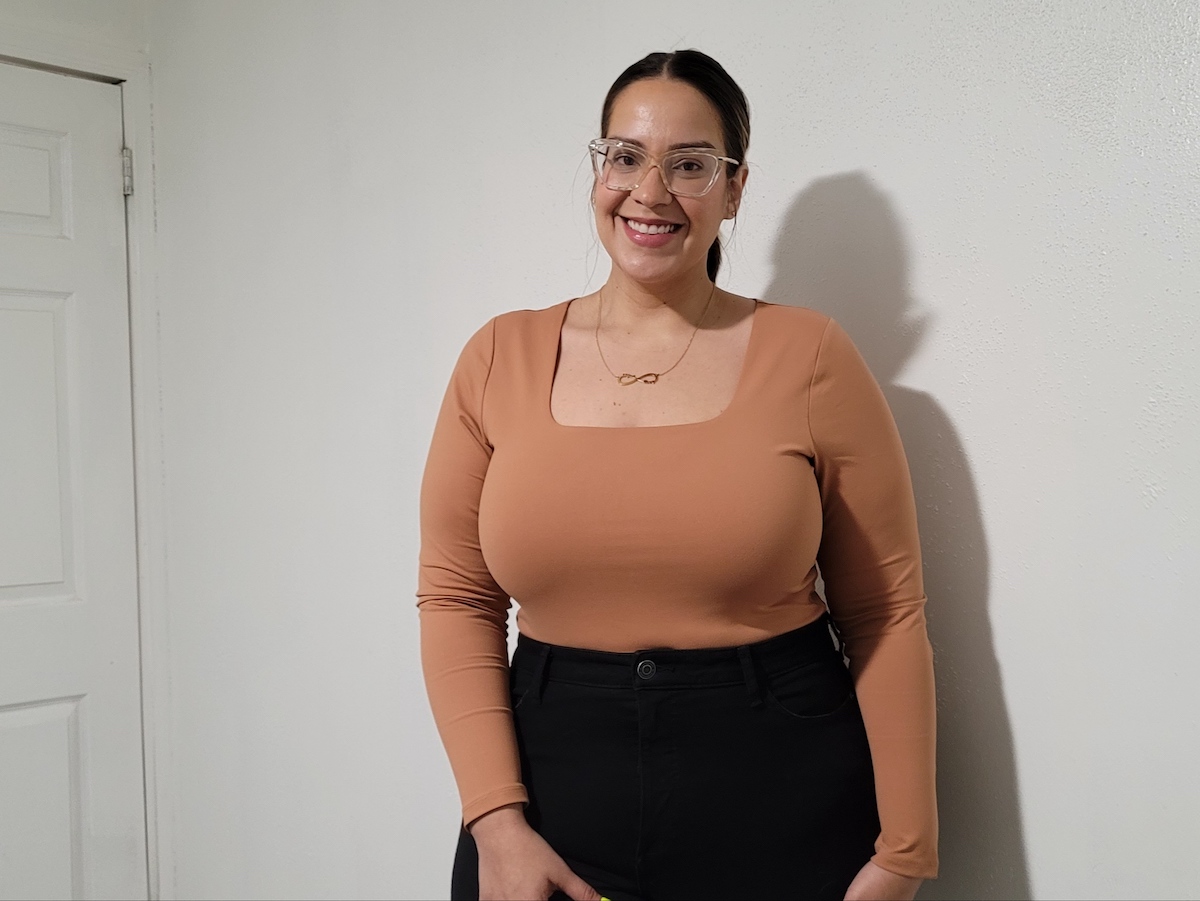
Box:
[416,317,528,828]
[809,317,939,881]
[418,318,606,901]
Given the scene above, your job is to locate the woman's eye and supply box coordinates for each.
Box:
[612,153,640,168]
[672,157,707,174]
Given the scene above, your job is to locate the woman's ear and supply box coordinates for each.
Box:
[725,165,748,220]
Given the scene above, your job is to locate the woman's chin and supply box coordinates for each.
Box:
[606,250,702,288]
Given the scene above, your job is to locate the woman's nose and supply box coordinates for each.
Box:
[630,162,673,206]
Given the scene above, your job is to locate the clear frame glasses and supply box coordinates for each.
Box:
[588,138,740,198]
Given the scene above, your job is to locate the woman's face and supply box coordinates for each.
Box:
[594,78,746,289]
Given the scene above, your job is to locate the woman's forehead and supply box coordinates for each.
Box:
[606,79,724,147]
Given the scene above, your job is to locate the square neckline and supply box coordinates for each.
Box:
[546,298,764,431]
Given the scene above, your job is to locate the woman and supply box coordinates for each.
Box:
[417,50,937,901]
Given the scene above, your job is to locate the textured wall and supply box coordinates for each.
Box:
[26,0,1195,898]
[0,0,148,48]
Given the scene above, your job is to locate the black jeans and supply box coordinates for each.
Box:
[452,614,879,901]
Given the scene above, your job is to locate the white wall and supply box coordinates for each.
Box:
[0,0,147,49]
[5,1,1198,898]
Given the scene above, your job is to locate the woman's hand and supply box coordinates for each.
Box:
[469,805,603,901]
[843,860,922,901]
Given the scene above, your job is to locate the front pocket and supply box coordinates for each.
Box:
[509,665,534,711]
[761,656,855,720]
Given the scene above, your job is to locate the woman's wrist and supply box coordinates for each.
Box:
[467,802,527,840]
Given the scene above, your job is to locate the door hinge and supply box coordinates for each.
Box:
[122,147,133,196]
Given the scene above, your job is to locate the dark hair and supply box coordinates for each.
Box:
[600,49,750,281]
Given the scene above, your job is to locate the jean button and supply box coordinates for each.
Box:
[637,659,657,680]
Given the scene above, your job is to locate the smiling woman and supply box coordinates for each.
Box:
[417,49,938,901]
[589,76,741,293]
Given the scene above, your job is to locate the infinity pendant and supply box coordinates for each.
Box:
[618,372,660,385]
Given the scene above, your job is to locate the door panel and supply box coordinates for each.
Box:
[0,299,68,589]
[0,62,147,901]
[0,697,83,900]
[0,123,68,237]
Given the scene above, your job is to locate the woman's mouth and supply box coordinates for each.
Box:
[620,216,683,246]
[623,217,681,234]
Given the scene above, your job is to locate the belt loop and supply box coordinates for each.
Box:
[737,645,763,709]
[530,644,551,703]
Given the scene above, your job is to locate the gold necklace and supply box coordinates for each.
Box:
[595,284,718,385]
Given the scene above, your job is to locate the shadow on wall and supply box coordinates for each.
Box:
[762,172,1031,901]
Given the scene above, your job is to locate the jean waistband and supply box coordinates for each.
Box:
[511,612,841,695]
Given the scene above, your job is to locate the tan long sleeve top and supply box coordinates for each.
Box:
[417,299,938,879]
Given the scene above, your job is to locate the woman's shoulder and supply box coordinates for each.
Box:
[452,299,573,368]
[756,300,834,332]
[472,298,572,342]
[754,302,847,361]
[493,297,573,325]
[454,298,570,339]
[748,303,875,386]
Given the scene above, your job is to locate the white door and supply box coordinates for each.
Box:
[0,62,147,900]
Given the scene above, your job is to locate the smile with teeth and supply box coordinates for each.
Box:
[623,217,681,235]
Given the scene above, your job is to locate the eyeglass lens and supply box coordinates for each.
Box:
[592,144,722,196]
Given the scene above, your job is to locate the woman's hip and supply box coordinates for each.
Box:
[508,612,868,739]
[506,613,880,896]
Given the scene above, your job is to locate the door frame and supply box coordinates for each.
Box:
[0,18,172,901]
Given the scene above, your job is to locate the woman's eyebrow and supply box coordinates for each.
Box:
[607,136,718,151]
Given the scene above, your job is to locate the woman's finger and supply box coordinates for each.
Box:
[555,867,602,901]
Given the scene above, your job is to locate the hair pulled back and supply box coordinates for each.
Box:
[600,49,750,281]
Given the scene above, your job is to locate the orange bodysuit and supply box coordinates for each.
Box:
[417,299,938,879]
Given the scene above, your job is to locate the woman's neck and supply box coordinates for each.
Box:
[601,269,717,332]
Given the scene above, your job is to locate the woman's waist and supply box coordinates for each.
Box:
[511,604,838,688]
[512,586,826,649]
